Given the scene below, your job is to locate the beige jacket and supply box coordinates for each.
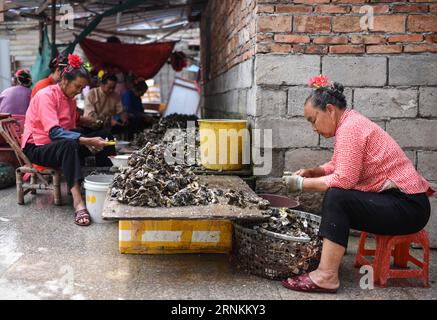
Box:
[84,87,124,127]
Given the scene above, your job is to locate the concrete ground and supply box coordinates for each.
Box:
[0,186,436,300]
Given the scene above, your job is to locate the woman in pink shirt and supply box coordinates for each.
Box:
[22,54,111,226]
[282,75,431,293]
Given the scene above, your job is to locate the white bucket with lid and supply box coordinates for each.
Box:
[84,174,114,223]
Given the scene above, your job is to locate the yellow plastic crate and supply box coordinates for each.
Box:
[119,220,233,254]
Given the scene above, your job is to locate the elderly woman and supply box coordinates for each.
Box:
[282,75,431,293]
[21,54,111,226]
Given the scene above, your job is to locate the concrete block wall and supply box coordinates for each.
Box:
[203,59,256,118]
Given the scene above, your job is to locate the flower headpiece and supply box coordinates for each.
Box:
[61,54,84,77]
[68,54,83,68]
[308,74,330,90]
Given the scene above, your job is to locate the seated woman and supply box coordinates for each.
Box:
[121,78,154,138]
[31,54,66,98]
[0,69,32,115]
[282,75,432,293]
[21,54,112,227]
[84,73,129,134]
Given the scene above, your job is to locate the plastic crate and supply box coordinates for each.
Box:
[119,219,232,254]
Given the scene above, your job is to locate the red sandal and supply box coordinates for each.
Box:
[74,208,91,226]
[281,273,338,294]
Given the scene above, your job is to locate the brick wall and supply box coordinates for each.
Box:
[201,0,257,81]
[256,0,437,55]
[201,0,257,118]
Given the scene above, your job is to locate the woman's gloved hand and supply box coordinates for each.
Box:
[282,174,304,193]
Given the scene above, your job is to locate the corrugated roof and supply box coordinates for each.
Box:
[2,0,206,40]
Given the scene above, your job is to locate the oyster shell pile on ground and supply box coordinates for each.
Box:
[110,141,269,209]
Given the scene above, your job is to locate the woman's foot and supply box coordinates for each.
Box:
[73,202,90,226]
[308,269,340,290]
[282,273,338,293]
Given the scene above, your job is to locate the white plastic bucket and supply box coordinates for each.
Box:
[84,175,114,224]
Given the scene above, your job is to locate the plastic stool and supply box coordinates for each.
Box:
[354,230,430,287]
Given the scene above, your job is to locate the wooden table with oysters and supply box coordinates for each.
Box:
[100,115,321,279]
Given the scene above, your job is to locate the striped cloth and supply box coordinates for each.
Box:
[321,109,431,195]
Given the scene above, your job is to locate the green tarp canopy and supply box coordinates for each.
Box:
[30,26,51,87]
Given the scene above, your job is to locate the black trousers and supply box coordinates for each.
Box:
[319,188,431,248]
[24,138,115,190]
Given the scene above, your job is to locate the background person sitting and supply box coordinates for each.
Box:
[0,69,32,115]
[83,72,129,135]
[121,78,154,137]
[31,54,67,98]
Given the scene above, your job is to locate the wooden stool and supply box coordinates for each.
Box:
[0,117,62,205]
[354,230,430,287]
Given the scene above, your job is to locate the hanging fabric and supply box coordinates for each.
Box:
[79,37,175,79]
[30,26,52,86]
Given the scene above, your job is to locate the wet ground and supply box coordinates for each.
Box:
[0,186,436,300]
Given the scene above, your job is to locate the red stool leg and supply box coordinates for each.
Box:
[394,242,410,268]
[354,232,369,268]
[374,236,391,287]
[420,231,430,288]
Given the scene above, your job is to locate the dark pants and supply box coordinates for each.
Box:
[111,115,155,140]
[319,188,431,248]
[24,138,115,189]
[111,123,136,140]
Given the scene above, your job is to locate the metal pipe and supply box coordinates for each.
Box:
[51,0,56,59]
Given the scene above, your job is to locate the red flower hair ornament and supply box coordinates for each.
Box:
[308,74,330,89]
[68,54,83,68]
[61,54,84,77]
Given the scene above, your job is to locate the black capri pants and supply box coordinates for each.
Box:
[23,138,115,189]
[319,188,430,248]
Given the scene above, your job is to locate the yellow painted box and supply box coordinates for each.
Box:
[119,220,233,254]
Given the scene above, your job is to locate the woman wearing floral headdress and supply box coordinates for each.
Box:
[0,69,32,115]
[21,54,112,226]
[281,75,432,293]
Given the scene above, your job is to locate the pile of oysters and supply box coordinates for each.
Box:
[110,141,269,209]
[258,207,319,239]
[133,114,198,147]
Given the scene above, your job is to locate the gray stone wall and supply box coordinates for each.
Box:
[203,59,255,119]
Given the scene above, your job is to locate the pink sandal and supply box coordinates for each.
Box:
[74,208,91,226]
[281,273,338,293]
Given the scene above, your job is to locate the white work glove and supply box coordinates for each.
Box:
[282,175,304,193]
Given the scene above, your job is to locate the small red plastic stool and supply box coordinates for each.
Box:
[354,230,430,287]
